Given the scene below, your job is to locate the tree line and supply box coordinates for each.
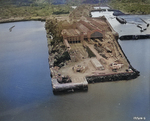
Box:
[109,0,150,14]
[0,0,106,6]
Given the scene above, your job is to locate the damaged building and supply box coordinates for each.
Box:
[61,18,107,44]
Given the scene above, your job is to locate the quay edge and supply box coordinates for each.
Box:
[86,71,140,83]
[51,79,88,93]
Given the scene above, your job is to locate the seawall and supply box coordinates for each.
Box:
[86,71,139,83]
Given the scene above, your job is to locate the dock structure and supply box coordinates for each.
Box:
[49,16,139,93]
[52,78,88,92]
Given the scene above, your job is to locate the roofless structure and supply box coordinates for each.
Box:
[62,19,106,44]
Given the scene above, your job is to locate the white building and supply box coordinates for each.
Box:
[91,58,104,70]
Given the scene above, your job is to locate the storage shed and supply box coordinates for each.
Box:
[91,58,104,70]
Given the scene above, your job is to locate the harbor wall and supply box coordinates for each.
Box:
[86,71,139,83]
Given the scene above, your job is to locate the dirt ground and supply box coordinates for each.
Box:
[58,36,131,83]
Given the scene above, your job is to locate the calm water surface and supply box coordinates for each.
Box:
[0,18,149,121]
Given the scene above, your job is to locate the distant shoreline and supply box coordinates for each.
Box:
[109,2,150,15]
[0,17,46,24]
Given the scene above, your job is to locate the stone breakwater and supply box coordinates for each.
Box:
[86,70,140,83]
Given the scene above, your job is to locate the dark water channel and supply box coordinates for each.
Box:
[0,18,149,121]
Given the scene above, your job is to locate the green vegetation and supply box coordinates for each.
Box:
[109,0,150,14]
[66,0,86,5]
[52,5,70,15]
[45,18,64,45]
[0,4,72,19]
[86,46,96,58]
[69,4,93,21]
[0,0,55,6]
[54,51,71,67]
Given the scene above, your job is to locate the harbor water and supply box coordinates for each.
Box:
[0,14,150,121]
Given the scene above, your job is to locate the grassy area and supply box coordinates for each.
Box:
[109,1,150,14]
[86,46,96,58]
[0,4,72,19]
[45,18,65,46]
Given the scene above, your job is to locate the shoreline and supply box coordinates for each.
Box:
[0,17,46,24]
[0,5,140,94]
[108,2,150,15]
[0,13,70,24]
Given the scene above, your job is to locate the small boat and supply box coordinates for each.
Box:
[140,28,147,32]
[9,25,15,32]
[116,17,127,24]
[140,18,149,27]
[137,24,147,32]
[137,24,142,29]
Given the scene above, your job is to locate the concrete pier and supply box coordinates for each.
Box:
[52,78,88,93]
